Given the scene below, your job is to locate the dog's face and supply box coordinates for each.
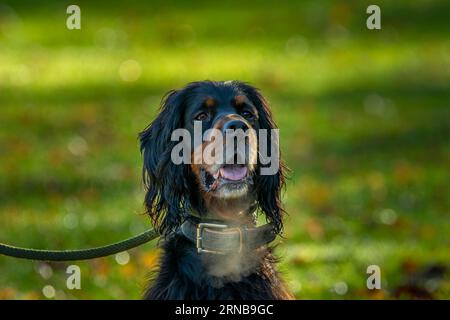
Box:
[184,85,258,200]
[140,81,285,235]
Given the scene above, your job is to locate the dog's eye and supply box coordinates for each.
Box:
[241,110,254,120]
[194,112,208,121]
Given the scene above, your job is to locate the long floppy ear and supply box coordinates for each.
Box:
[139,90,190,236]
[237,82,286,234]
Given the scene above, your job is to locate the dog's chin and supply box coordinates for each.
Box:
[200,164,253,199]
[215,180,251,199]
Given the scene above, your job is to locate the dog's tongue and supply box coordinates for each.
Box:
[220,166,248,181]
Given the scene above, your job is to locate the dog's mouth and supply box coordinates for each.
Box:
[201,164,252,194]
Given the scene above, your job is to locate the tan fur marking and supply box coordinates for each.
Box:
[204,97,216,107]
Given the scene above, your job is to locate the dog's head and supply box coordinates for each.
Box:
[140,81,285,236]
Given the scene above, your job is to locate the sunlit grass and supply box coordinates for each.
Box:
[1,40,449,97]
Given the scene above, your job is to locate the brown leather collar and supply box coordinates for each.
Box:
[180,217,278,254]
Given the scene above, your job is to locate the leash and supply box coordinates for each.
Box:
[0,229,159,262]
[1,215,276,261]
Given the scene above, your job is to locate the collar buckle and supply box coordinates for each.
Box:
[196,222,229,254]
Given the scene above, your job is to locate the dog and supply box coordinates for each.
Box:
[139,80,292,299]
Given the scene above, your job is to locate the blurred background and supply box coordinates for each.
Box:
[0,0,449,299]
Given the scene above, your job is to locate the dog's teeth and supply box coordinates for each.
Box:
[213,171,220,179]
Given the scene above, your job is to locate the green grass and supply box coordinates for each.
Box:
[0,0,449,299]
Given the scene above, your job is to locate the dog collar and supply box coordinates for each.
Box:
[180,218,278,255]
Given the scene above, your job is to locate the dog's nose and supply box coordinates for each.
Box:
[222,119,248,132]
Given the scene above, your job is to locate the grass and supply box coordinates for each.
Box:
[0,0,449,299]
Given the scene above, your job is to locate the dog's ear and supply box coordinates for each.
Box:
[237,83,286,234]
[139,90,189,236]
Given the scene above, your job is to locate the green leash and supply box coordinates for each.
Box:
[0,229,159,262]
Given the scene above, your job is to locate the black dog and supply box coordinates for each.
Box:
[139,80,292,299]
